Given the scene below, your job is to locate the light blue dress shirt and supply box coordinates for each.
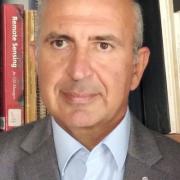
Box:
[52,109,131,180]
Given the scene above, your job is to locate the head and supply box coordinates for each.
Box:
[32,0,150,141]
[36,0,144,55]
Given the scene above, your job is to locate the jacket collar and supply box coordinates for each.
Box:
[17,116,61,180]
[124,114,167,180]
[128,114,162,166]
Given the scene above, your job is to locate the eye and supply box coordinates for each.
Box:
[97,42,113,51]
[51,39,68,49]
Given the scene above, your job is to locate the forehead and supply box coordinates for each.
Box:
[41,0,135,25]
[39,0,136,43]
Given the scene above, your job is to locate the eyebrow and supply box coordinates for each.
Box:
[89,35,123,46]
[44,32,74,42]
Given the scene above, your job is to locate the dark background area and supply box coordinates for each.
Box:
[129,0,171,134]
[173,0,180,11]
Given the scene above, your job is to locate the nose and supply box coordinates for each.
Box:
[66,48,93,81]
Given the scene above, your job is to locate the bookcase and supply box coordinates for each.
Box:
[0,0,180,141]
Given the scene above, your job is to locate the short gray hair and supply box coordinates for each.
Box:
[35,0,144,54]
[132,1,144,54]
[34,0,47,50]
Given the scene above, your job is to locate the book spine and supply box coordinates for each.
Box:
[0,4,24,131]
[174,11,180,131]
[24,10,37,124]
[36,78,47,120]
[0,5,3,129]
[174,11,180,89]
[159,0,180,133]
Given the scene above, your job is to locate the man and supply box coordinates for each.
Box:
[0,0,180,179]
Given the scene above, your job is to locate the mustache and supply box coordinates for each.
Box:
[60,80,105,95]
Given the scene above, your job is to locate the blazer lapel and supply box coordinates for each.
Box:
[16,117,60,180]
[124,115,168,180]
[124,155,167,180]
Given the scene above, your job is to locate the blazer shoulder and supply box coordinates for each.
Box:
[130,114,180,179]
[152,130,180,157]
[0,117,50,179]
[0,122,34,179]
[0,118,48,158]
[152,130,180,178]
[0,124,33,162]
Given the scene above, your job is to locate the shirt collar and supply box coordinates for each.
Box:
[102,108,131,169]
[52,108,131,173]
[52,119,86,175]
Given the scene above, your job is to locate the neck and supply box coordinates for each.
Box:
[68,117,124,150]
[54,107,127,150]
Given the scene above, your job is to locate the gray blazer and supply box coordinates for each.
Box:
[0,115,180,180]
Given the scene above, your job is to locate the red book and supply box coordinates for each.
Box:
[0,4,24,131]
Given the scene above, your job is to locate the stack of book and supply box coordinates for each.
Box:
[0,1,47,132]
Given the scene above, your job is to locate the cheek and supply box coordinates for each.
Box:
[36,61,64,103]
[95,59,133,94]
[37,50,68,85]
[115,64,133,85]
[38,63,56,89]
[113,69,132,97]
[92,58,134,114]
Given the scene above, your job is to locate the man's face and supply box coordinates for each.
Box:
[35,0,149,134]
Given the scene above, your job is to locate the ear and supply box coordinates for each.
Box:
[29,41,38,73]
[130,47,150,91]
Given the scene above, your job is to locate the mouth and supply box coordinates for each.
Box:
[61,91,99,105]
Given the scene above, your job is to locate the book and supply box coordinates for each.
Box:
[24,10,37,124]
[174,11,180,89]
[0,4,24,131]
[33,4,47,120]
[158,0,180,133]
[36,78,47,119]
[173,10,180,132]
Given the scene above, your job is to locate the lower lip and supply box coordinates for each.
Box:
[61,92,98,105]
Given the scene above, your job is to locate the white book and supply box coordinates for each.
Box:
[174,11,180,92]
[159,0,180,133]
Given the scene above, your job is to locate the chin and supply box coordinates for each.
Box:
[64,110,99,128]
